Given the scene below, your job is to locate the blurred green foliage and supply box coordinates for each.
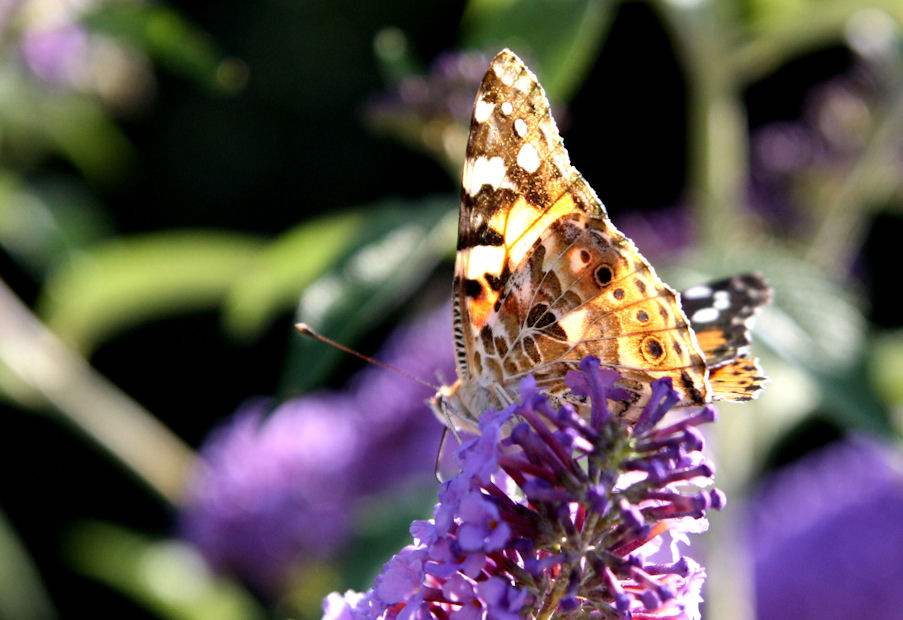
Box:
[66,521,265,620]
[2,0,903,619]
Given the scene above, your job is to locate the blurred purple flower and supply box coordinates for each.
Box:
[326,357,722,619]
[180,305,454,593]
[20,23,88,86]
[617,205,694,264]
[180,396,361,591]
[7,2,153,108]
[748,64,881,229]
[366,50,489,130]
[348,304,457,492]
[364,50,492,171]
[748,437,903,620]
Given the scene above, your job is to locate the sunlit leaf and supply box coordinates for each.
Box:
[67,522,264,620]
[283,197,457,394]
[0,65,129,183]
[745,0,817,30]
[732,1,903,83]
[222,210,366,339]
[460,0,614,101]
[38,231,262,353]
[870,329,903,409]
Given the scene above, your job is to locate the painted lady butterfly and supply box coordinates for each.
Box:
[431,49,771,431]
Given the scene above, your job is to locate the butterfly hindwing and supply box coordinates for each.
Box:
[707,357,768,402]
[681,273,772,401]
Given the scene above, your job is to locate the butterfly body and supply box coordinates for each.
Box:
[432,50,770,432]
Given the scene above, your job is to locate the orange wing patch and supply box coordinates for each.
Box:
[694,329,731,363]
[462,275,501,329]
[708,357,768,401]
[491,194,577,267]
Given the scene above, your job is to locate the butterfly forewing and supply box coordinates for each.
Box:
[447,49,715,426]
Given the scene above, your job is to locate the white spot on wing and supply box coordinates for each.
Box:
[494,61,516,86]
[713,290,731,310]
[501,101,513,116]
[474,98,494,123]
[683,285,713,300]
[464,245,506,279]
[514,73,533,94]
[691,307,720,324]
[517,143,541,173]
[558,308,588,340]
[514,118,528,138]
[464,156,507,196]
[540,120,558,145]
[568,248,589,274]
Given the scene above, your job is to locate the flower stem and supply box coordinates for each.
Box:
[0,278,195,504]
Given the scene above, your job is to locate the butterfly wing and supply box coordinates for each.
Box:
[681,273,772,401]
[451,49,710,423]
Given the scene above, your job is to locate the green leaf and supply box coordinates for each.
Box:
[814,356,892,436]
[282,196,457,394]
[84,4,245,93]
[38,231,262,353]
[0,63,133,184]
[66,522,264,620]
[0,172,113,276]
[732,0,903,83]
[870,329,903,411]
[222,210,366,339]
[42,95,135,185]
[460,0,615,101]
[0,509,57,620]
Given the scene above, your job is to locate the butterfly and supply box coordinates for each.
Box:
[430,49,771,432]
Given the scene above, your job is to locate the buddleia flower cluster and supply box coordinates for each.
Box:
[180,307,454,593]
[324,356,722,619]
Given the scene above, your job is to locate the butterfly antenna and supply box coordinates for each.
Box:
[295,323,439,391]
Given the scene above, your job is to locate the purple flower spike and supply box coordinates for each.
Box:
[456,493,511,552]
[374,547,428,605]
[566,356,628,426]
[324,356,722,619]
[634,377,680,433]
